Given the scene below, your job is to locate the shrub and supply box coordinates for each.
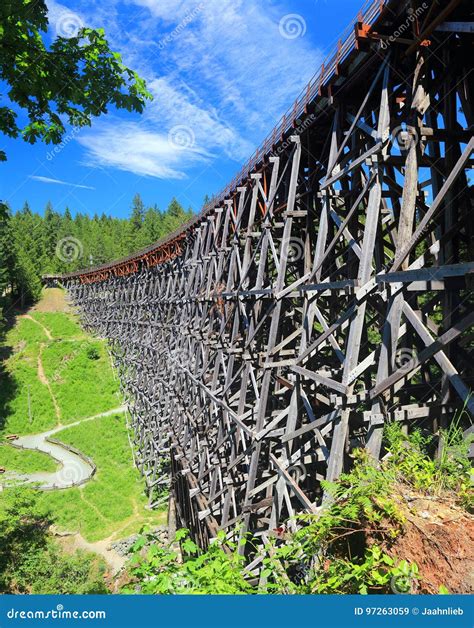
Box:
[85,344,100,361]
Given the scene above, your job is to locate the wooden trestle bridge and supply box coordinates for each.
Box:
[53,0,473,563]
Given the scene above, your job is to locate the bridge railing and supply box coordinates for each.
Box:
[202,0,388,212]
[58,0,390,282]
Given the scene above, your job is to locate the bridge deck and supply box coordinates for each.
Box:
[57,0,473,568]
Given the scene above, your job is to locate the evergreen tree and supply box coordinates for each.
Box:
[42,201,62,263]
[131,194,145,232]
[0,202,14,328]
[4,192,193,308]
[142,206,163,244]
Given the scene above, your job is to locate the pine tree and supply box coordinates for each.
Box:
[142,206,163,244]
[167,197,185,220]
[0,202,14,328]
[42,201,62,262]
[21,201,32,215]
[4,192,195,308]
[131,194,145,231]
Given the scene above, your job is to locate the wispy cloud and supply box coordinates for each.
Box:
[77,121,210,179]
[47,0,323,181]
[29,175,95,190]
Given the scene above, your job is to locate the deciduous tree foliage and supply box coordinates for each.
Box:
[0,0,152,161]
[0,0,160,323]
[0,487,107,594]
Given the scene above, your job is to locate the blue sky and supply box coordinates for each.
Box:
[1,0,363,218]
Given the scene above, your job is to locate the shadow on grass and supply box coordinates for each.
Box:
[0,298,30,433]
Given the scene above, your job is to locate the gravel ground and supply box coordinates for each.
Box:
[109,525,169,556]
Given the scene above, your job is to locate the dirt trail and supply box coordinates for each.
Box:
[55,497,162,577]
[18,314,61,422]
[55,531,126,576]
[38,343,62,422]
[21,314,53,340]
[32,287,70,313]
[6,289,148,579]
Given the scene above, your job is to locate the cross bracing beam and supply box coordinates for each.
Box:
[53,0,473,552]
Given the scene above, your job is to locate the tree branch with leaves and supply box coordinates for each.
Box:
[0,0,152,161]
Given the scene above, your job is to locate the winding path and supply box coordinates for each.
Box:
[3,407,126,490]
[3,311,126,490]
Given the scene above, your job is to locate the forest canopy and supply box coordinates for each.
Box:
[0,195,194,323]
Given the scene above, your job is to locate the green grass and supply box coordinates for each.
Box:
[7,316,48,347]
[38,414,165,541]
[0,314,120,433]
[30,312,85,340]
[0,444,58,473]
[0,347,57,435]
[1,292,164,542]
[43,340,120,423]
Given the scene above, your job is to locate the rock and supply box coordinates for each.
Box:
[109,527,169,557]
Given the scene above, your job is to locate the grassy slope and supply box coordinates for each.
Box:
[0,288,165,541]
[43,340,120,422]
[0,445,58,473]
[0,317,56,434]
[41,414,162,542]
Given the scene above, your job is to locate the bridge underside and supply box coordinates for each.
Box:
[64,0,473,570]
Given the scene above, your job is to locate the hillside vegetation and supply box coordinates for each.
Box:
[125,421,473,595]
[0,195,194,323]
[0,289,165,593]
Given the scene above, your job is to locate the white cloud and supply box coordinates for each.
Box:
[130,0,322,133]
[46,0,85,38]
[29,175,95,190]
[77,121,210,179]
[50,0,323,180]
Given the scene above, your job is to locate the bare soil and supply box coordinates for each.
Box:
[388,493,474,594]
[31,288,70,313]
